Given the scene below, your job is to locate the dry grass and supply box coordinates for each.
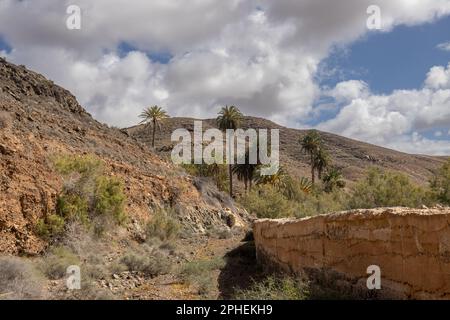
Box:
[0,256,44,300]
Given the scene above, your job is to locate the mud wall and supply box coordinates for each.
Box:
[253,207,450,299]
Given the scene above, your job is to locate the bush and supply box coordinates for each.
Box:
[94,176,126,224]
[0,256,44,300]
[146,208,180,241]
[37,154,127,238]
[40,246,80,280]
[56,194,89,224]
[234,276,309,300]
[183,163,229,192]
[36,214,66,239]
[430,159,450,205]
[180,257,225,296]
[120,248,171,277]
[294,190,349,218]
[53,154,103,177]
[239,185,299,218]
[349,168,431,209]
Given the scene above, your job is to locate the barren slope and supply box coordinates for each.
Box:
[0,58,248,255]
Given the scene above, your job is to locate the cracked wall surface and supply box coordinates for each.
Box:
[254,207,450,299]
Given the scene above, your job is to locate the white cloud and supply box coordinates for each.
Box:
[437,41,450,51]
[0,0,450,154]
[318,63,450,155]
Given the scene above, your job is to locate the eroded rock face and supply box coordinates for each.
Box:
[0,58,249,255]
[254,207,450,299]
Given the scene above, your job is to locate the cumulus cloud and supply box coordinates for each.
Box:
[0,0,449,154]
[318,63,450,155]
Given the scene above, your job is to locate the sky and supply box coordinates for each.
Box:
[0,0,450,155]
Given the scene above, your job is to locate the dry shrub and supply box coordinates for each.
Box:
[0,256,44,300]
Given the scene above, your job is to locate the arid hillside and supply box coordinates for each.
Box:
[0,58,248,255]
[127,117,446,186]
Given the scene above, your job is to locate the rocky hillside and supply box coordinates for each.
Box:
[127,117,446,185]
[0,58,248,255]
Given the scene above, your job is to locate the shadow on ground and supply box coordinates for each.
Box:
[217,241,266,299]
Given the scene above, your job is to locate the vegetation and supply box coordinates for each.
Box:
[300,130,322,184]
[120,248,171,277]
[0,257,44,300]
[322,167,346,193]
[232,154,258,193]
[180,257,226,297]
[39,246,80,280]
[217,105,243,198]
[139,105,169,148]
[234,276,309,300]
[183,162,228,192]
[348,168,430,209]
[36,154,127,239]
[145,208,181,241]
[430,159,450,205]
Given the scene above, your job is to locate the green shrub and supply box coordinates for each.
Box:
[349,168,431,209]
[146,208,180,241]
[94,176,126,224]
[36,214,66,239]
[37,154,127,238]
[56,194,89,224]
[239,185,299,218]
[234,276,309,300]
[53,154,103,177]
[430,159,450,205]
[294,190,349,218]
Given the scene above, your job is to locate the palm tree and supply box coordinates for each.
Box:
[232,162,258,193]
[217,106,243,198]
[139,105,169,148]
[314,148,330,180]
[300,130,322,184]
[256,166,289,191]
[322,167,346,192]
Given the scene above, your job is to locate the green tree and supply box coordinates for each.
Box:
[217,105,243,197]
[139,105,169,148]
[300,130,322,184]
[314,148,330,180]
[322,167,346,193]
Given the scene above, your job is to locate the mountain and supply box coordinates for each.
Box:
[0,58,247,255]
[127,117,446,186]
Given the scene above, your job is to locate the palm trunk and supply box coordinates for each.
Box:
[244,178,248,193]
[228,164,233,198]
[151,119,156,148]
[311,153,315,184]
[249,178,253,191]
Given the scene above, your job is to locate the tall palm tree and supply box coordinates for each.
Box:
[314,148,330,180]
[322,167,346,192]
[300,130,322,184]
[139,105,169,148]
[217,106,243,198]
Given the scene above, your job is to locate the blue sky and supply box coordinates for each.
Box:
[320,15,450,94]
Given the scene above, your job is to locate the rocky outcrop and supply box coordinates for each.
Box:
[254,207,450,299]
[0,58,249,255]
